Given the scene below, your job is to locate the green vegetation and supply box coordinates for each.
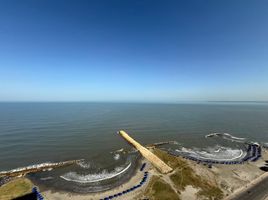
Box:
[144,175,180,200]
[170,169,223,200]
[197,184,224,200]
[153,148,187,169]
[153,148,224,200]
[0,178,33,200]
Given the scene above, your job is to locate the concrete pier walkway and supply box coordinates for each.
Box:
[118,130,173,174]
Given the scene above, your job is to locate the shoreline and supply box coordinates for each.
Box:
[41,159,152,200]
[2,148,268,200]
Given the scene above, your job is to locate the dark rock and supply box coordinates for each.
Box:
[259,166,268,172]
[0,176,12,186]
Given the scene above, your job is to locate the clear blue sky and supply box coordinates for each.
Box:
[0,0,268,102]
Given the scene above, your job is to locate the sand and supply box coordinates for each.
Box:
[15,149,268,200]
[187,149,268,199]
[42,161,152,200]
[180,185,199,200]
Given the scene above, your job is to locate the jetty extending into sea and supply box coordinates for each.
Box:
[0,159,82,178]
[118,130,173,174]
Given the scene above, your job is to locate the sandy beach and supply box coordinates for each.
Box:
[40,149,268,200]
[225,171,268,200]
[189,149,268,200]
[42,160,152,200]
[3,148,268,200]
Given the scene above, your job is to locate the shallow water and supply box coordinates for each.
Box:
[0,102,268,192]
[174,145,247,161]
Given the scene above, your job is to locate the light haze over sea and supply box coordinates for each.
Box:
[1,102,268,172]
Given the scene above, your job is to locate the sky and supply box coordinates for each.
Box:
[0,0,268,102]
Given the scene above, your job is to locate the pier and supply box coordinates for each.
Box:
[118,130,173,174]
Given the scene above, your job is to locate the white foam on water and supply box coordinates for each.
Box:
[206,133,246,143]
[60,162,131,183]
[113,154,120,160]
[77,160,91,169]
[114,148,124,153]
[176,145,246,161]
[0,162,64,175]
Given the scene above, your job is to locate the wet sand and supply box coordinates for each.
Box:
[31,150,268,200]
[42,160,151,200]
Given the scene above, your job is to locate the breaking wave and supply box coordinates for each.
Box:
[77,160,91,169]
[175,145,246,161]
[206,133,246,143]
[113,154,120,161]
[60,162,132,183]
[0,160,79,176]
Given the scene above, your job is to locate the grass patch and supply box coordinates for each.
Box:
[197,182,224,200]
[153,148,188,169]
[154,149,224,200]
[0,178,33,200]
[144,175,180,200]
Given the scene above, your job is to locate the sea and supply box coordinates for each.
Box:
[0,102,268,192]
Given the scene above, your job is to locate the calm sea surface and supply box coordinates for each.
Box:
[1,102,268,171]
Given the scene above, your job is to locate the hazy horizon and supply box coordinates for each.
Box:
[0,100,268,104]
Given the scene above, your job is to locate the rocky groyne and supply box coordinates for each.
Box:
[0,159,82,178]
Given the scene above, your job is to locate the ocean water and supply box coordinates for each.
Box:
[0,102,268,192]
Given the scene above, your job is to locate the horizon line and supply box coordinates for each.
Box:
[0,100,267,104]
